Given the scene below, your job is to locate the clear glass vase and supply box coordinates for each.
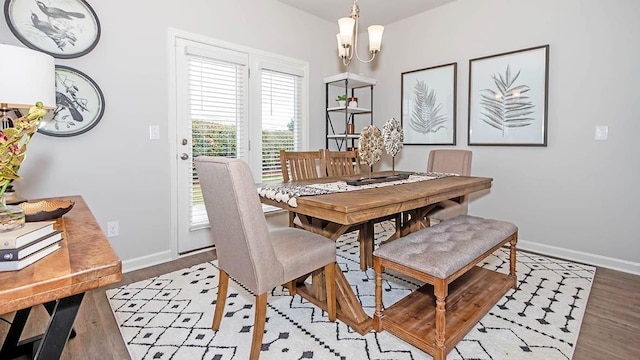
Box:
[0,193,25,232]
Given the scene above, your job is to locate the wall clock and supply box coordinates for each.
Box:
[4,0,101,58]
[38,65,105,137]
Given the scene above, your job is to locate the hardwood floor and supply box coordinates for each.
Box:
[1,250,638,360]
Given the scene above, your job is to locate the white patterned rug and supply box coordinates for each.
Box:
[106,222,595,360]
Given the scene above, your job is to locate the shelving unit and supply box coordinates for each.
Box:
[324,72,376,150]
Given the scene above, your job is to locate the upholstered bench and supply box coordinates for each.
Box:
[372,215,518,360]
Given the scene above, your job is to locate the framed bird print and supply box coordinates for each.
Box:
[4,0,101,58]
[38,65,105,137]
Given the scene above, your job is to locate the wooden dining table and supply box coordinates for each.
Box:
[260,171,493,335]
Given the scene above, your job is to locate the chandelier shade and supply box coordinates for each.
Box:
[336,0,384,66]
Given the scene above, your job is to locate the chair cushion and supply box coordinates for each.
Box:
[373,215,517,278]
[270,228,336,281]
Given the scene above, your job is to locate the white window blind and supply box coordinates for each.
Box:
[260,69,302,182]
[187,52,247,228]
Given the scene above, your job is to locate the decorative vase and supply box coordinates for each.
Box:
[337,100,346,107]
[0,193,26,232]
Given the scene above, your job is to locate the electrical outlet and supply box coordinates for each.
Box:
[107,221,119,237]
[149,125,160,140]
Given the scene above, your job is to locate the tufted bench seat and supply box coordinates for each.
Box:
[372,215,518,360]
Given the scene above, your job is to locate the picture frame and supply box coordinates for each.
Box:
[38,65,105,137]
[4,0,101,58]
[468,45,549,146]
[401,62,457,145]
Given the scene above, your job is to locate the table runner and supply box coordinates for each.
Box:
[257,172,455,207]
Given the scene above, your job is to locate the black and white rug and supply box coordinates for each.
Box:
[106,222,595,359]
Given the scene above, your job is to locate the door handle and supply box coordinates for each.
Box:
[180,153,189,160]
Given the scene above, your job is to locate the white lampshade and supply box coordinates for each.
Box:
[338,17,355,47]
[336,34,347,58]
[368,25,384,53]
[0,44,55,110]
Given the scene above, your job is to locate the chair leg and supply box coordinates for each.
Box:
[250,293,268,360]
[324,263,336,322]
[212,270,229,330]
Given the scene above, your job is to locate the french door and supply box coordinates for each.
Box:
[171,32,307,254]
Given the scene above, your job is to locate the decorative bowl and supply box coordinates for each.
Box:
[18,199,75,222]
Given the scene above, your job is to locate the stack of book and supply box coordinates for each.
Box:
[0,221,63,272]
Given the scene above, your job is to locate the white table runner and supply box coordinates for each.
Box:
[257,172,455,208]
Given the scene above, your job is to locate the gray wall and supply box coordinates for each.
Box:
[2,0,637,274]
[0,0,338,267]
[372,0,639,272]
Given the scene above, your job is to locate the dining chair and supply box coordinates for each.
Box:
[321,148,402,270]
[194,156,336,360]
[280,149,323,182]
[425,149,473,225]
[320,148,362,177]
[279,149,324,227]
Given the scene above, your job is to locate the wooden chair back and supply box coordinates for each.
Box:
[321,149,362,177]
[279,150,322,182]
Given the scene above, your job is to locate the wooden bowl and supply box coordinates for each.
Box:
[18,200,75,222]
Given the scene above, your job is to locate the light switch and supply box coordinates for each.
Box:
[149,125,160,140]
[594,126,608,141]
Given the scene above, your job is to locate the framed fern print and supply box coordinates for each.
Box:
[468,45,549,146]
[401,62,457,145]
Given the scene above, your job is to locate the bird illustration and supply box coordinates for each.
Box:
[30,13,77,50]
[36,1,85,20]
[55,91,84,122]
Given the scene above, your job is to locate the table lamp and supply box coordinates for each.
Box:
[0,44,55,204]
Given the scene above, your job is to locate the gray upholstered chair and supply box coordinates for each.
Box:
[425,149,473,223]
[194,156,337,360]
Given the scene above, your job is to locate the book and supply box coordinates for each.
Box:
[0,221,56,250]
[0,242,61,272]
[0,230,63,261]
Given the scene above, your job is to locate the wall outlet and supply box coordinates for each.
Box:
[149,125,160,140]
[107,221,119,237]
[594,125,608,141]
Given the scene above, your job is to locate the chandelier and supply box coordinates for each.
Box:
[336,0,384,66]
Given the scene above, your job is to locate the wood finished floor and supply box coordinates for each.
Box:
[1,249,638,360]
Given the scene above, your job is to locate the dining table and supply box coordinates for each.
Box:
[259,171,493,335]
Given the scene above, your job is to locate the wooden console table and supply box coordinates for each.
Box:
[0,195,122,359]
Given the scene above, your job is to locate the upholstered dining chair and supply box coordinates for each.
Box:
[320,148,362,177]
[425,149,473,224]
[194,156,336,360]
[279,149,324,227]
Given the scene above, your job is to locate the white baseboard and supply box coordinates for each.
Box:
[121,238,640,277]
[518,239,640,275]
[121,250,173,273]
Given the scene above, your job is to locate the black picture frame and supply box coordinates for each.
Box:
[401,62,457,145]
[4,0,101,59]
[468,45,549,146]
[38,65,105,137]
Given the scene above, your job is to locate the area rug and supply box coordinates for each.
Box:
[106,222,595,360]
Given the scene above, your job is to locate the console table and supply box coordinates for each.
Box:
[0,195,122,359]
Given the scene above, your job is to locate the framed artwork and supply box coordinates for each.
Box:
[468,45,549,146]
[4,0,101,58]
[401,62,457,145]
[38,65,105,137]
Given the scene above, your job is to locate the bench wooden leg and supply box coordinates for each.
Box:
[434,278,448,360]
[509,232,518,288]
[373,256,384,332]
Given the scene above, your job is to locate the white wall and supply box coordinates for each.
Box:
[372,0,640,272]
[2,0,637,274]
[0,0,339,266]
